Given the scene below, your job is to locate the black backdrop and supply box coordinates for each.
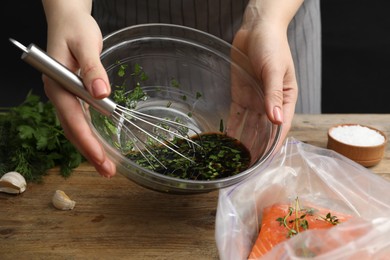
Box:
[2,1,48,107]
[321,0,390,113]
[2,1,390,113]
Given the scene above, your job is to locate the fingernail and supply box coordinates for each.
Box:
[101,159,115,178]
[92,79,108,98]
[273,106,283,124]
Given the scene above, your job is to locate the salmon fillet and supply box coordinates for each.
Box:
[248,201,352,259]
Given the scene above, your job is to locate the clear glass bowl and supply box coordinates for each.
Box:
[81,24,281,194]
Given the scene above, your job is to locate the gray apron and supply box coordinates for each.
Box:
[93,0,321,113]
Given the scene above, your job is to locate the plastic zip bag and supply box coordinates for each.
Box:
[215,137,390,259]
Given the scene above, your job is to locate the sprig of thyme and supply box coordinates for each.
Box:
[276,197,340,238]
[320,212,340,225]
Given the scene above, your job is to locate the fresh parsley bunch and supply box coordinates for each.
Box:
[0,91,85,182]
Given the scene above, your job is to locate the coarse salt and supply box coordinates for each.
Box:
[330,125,385,147]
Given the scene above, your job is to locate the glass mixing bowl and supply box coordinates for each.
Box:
[81,24,281,194]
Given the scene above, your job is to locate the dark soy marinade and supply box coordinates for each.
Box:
[127,133,251,180]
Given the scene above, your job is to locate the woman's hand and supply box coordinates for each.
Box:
[42,0,116,177]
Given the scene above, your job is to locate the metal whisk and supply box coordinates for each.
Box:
[9,38,199,169]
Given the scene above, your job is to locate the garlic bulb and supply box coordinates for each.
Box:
[0,171,27,194]
[52,190,76,210]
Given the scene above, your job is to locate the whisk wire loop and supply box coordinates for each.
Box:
[116,105,200,147]
[113,105,198,166]
[111,111,168,169]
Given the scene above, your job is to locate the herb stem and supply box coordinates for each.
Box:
[276,197,339,238]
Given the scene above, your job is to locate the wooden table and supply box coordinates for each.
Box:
[1,114,389,259]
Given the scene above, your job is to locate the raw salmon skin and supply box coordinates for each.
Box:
[248,202,352,259]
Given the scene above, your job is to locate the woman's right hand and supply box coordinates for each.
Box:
[42,0,116,178]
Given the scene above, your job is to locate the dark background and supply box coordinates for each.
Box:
[2,1,390,113]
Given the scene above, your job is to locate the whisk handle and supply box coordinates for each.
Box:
[9,38,116,116]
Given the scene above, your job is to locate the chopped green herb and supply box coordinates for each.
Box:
[219,119,224,133]
[132,64,149,82]
[170,78,180,88]
[126,133,251,180]
[117,64,128,77]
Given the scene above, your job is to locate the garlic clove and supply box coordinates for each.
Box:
[0,171,27,194]
[52,190,76,210]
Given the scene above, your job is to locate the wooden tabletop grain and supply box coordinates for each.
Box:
[1,114,389,260]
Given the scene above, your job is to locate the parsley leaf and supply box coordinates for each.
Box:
[0,90,85,182]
